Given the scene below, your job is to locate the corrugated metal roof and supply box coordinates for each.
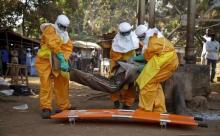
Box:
[74,41,101,49]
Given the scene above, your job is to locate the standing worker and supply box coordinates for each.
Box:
[205,33,220,83]
[1,46,9,75]
[110,22,139,109]
[135,24,179,113]
[35,15,73,119]
[26,48,32,75]
[201,29,211,65]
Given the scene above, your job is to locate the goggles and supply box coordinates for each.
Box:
[57,23,68,31]
[120,30,131,36]
[137,33,146,40]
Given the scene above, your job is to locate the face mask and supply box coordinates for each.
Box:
[119,33,131,41]
[125,35,131,41]
[120,30,131,36]
[138,33,146,41]
[57,23,67,31]
[55,23,70,43]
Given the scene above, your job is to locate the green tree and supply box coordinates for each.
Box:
[0,0,23,28]
[1,0,219,44]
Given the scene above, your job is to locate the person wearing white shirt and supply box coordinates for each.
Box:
[201,29,211,64]
[76,51,82,70]
[205,33,220,83]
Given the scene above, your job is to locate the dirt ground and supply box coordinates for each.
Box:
[1,77,220,136]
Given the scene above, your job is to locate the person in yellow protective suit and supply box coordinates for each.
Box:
[35,15,73,119]
[134,24,179,113]
[110,22,139,109]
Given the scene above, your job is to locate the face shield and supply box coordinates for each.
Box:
[137,33,146,41]
[135,24,148,41]
[55,15,70,33]
[118,22,132,38]
[120,29,131,36]
[54,15,70,43]
[57,23,68,32]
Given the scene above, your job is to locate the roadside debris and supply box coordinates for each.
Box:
[13,104,29,110]
[0,89,14,96]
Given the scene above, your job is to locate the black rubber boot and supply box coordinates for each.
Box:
[68,106,77,110]
[55,106,77,114]
[122,104,130,109]
[114,101,120,109]
[41,109,51,119]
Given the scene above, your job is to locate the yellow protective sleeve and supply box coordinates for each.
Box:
[38,25,73,60]
[40,25,62,54]
[61,39,73,60]
[144,36,175,60]
[136,36,177,90]
[136,51,175,90]
[110,49,135,73]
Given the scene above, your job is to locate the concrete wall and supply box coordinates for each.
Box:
[164,64,210,114]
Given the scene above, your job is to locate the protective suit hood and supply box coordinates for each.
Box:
[136,24,163,54]
[55,15,70,28]
[135,24,148,37]
[118,22,133,32]
[112,31,139,53]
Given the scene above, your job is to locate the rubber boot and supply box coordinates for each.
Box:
[122,104,130,109]
[114,101,120,109]
[41,109,51,119]
[55,106,77,114]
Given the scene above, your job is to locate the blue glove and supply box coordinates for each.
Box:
[132,55,145,62]
[57,52,69,72]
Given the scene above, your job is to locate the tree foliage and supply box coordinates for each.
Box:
[0,0,23,28]
[0,0,138,40]
[0,0,219,43]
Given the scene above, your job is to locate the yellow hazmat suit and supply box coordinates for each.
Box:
[136,35,179,112]
[35,25,73,111]
[110,49,136,107]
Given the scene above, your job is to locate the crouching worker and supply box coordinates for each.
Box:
[110,22,139,109]
[134,24,179,113]
[35,15,74,119]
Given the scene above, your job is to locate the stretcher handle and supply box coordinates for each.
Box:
[198,123,208,128]
[194,117,203,121]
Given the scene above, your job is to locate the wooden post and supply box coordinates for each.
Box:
[21,36,23,49]
[32,41,33,51]
[185,0,196,64]
[149,0,156,28]
[138,0,146,25]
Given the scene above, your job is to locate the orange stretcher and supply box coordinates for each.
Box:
[50,109,207,128]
